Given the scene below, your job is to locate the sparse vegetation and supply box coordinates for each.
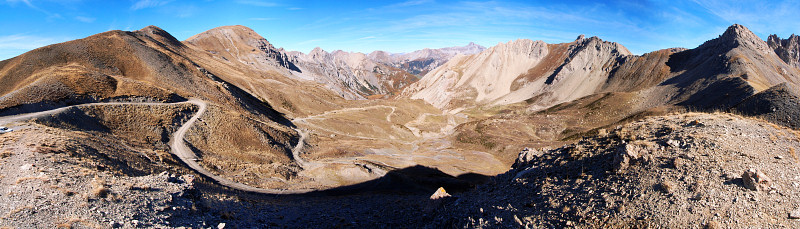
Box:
[3,206,33,219]
[15,176,48,184]
[91,178,110,198]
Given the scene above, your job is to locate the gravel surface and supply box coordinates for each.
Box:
[429,112,800,228]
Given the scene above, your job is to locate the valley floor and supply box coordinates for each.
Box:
[3,109,800,228]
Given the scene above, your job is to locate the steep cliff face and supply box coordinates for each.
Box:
[403,37,631,111]
[768,34,800,69]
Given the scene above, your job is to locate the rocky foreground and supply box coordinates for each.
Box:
[2,112,800,228]
[430,112,800,228]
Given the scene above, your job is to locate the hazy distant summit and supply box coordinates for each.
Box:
[368,42,486,76]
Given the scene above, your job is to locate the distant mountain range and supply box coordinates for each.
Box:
[184,25,483,99]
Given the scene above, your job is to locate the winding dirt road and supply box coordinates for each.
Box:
[0,99,314,194]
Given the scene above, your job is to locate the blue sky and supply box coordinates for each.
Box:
[1,0,800,60]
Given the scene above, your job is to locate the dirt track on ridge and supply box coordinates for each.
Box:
[0,99,315,194]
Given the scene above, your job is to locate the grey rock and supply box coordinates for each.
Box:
[613,143,640,174]
[789,208,800,219]
[742,168,771,191]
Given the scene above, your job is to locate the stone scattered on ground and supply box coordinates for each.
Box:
[430,187,451,200]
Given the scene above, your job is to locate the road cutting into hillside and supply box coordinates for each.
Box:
[169,99,316,194]
[0,99,315,195]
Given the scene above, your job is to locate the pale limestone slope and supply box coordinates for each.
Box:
[403,37,631,111]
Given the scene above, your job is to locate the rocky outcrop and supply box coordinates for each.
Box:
[434,112,800,228]
[768,34,800,69]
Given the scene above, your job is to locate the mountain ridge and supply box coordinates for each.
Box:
[5,23,800,228]
[185,25,484,100]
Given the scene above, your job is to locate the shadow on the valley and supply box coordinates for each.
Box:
[200,164,491,197]
[169,165,492,227]
[311,165,490,196]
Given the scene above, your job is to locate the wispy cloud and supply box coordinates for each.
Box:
[297,39,324,45]
[75,16,94,23]
[131,0,173,10]
[357,36,376,40]
[249,17,276,21]
[0,34,70,60]
[287,7,302,10]
[0,34,68,51]
[5,0,33,7]
[692,0,800,36]
[171,4,198,18]
[236,0,277,7]
[5,0,62,18]
[390,0,432,8]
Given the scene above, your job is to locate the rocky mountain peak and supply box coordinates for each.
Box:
[767,34,800,68]
[721,24,762,43]
[309,47,328,59]
[705,24,770,52]
[185,25,299,72]
[572,35,632,56]
[367,50,392,62]
[187,25,276,49]
[462,42,485,51]
[136,25,184,48]
[137,25,168,34]
[492,39,548,56]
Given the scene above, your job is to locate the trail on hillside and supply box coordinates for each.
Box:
[0,100,315,195]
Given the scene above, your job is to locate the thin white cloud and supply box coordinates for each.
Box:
[4,0,34,8]
[0,34,70,60]
[358,36,376,40]
[75,16,95,23]
[131,0,173,10]
[391,0,432,7]
[692,0,800,36]
[296,39,324,45]
[287,7,302,10]
[249,17,276,21]
[0,34,69,51]
[5,0,62,18]
[171,4,198,18]
[236,0,277,7]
